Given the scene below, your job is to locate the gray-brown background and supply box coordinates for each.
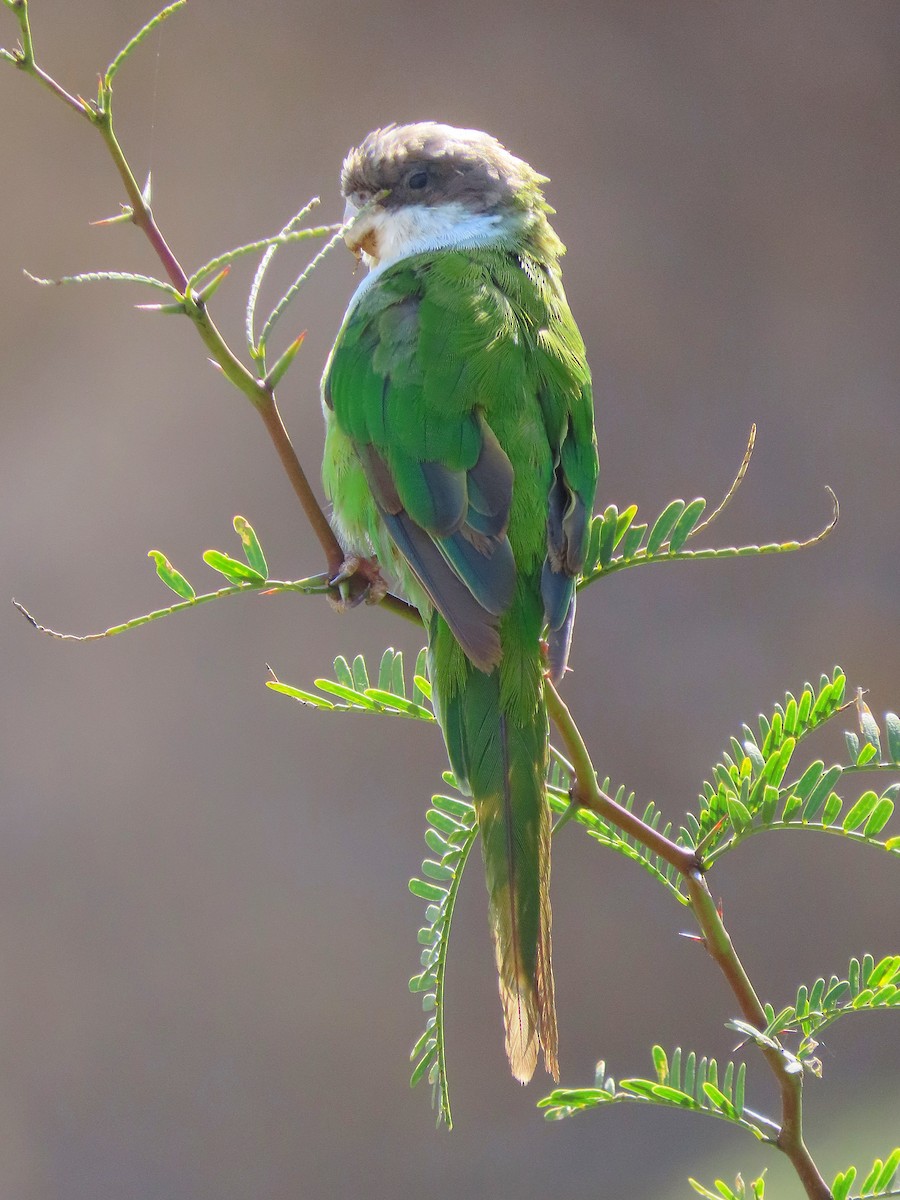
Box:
[1,2,898,1197]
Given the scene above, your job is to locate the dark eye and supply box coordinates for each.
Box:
[407,170,428,190]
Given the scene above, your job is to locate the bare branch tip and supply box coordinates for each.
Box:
[11,597,38,629]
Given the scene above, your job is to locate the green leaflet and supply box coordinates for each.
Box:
[689,1172,766,1200]
[887,713,900,764]
[149,550,195,600]
[202,549,265,585]
[832,1149,900,1200]
[668,497,707,551]
[233,516,268,578]
[646,498,688,556]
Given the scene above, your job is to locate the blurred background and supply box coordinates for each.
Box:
[1,1,898,1196]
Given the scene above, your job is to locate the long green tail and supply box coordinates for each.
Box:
[430,600,558,1084]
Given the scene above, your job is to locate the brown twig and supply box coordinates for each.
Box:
[684,874,830,1199]
[544,681,697,874]
[4,1,419,624]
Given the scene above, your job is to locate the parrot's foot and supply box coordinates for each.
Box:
[539,637,572,684]
[327,555,388,611]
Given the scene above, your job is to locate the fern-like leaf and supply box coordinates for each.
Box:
[579,487,837,590]
[13,516,330,641]
[688,671,900,863]
[408,791,478,1128]
[539,1045,775,1141]
[187,225,338,291]
[257,223,349,356]
[270,649,435,720]
[246,199,320,355]
[753,955,900,1064]
[25,267,180,296]
[579,426,836,589]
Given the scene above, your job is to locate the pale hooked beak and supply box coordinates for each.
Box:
[342,194,383,261]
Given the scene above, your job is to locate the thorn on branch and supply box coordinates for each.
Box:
[191,264,231,306]
[263,330,307,391]
[91,206,133,226]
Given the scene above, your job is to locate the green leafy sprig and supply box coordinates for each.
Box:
[12,518,330,641]
[579,426,838,591]
[539,1044,774,1141]
[691,671,900,865]
[753,954,900,1064]
[407,790,478,1128]
[268,648,434,721]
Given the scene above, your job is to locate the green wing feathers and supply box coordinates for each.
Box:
[323,245,596,1081]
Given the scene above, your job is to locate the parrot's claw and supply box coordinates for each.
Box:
[327,555,388,611]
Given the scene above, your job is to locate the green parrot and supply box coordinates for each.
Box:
[321,123,598,1083]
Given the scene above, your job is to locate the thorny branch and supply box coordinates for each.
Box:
[2,0,419,622]
[544,679,832,1200]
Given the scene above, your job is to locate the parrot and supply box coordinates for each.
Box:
[320,122,598,1083]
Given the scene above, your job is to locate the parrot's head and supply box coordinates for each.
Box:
[339,122,553,270]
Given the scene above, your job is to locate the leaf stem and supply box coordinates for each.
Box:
[4,0,87,114]
[691,423,756,536]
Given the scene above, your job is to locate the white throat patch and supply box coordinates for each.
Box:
[344,203,515,314]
